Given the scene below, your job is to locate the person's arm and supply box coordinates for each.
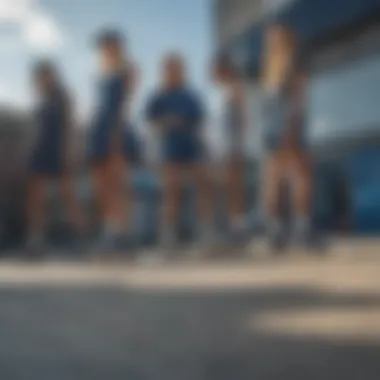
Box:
[233,81,247,133]
[60,91,74,170]
[189,92,207,146]
[125,61,138,117]
[190,92,205,132]
[146,92,181,132]
[145,92,162,128]
[126,62,138,96]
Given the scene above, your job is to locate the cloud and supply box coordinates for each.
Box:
[0,81,28,108]
[23,10,64,51]
[0,83,8,99]
[0,0,31,22]
[0,0,65,52]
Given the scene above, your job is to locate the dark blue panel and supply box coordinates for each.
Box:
[345,148,380,232]
[282,0,380,41]
[238,0,380,74]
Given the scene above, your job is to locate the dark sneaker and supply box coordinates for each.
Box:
[24,239,48,261]
[189,226,220,259]
[89,234,119,261]
[114,233,138,261]
[304,232,328,255]
[159,231,177,260]
[230,223,250,246]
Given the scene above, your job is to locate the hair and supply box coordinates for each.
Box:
[33,60,57,81]
[95,29,126,68]
[261,21,297,89]
[95,29,125,48]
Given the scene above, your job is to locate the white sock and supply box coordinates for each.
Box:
[267,217,281,236]
[294,215,310,236]
[160,225,176,244]
[198,221,215,239]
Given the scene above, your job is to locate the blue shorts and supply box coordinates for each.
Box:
[162,134,203,164]
[87,120,114,163]
[263,93,306,152]
[88,123,140,164]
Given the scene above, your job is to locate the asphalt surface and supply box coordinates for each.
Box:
[0,248,379,380]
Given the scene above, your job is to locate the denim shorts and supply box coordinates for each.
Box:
[263,92,306,152]
[162,133,203,164]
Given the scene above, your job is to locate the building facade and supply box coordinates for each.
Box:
[214,0,380,232]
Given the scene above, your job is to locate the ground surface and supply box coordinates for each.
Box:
[0,240,379,380]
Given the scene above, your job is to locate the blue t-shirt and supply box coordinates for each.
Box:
[146,86,205,161]
[146,86,204,140]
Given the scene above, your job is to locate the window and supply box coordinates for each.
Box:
[307,39,380,144]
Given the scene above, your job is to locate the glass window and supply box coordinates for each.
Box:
[307,51,380,144]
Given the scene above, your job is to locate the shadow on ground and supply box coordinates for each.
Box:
[0,283,379,380]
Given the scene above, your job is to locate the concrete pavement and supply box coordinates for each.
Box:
[0,248,379,379]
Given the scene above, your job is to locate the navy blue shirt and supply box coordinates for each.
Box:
[146,86,204,138]
[146,86,205,162]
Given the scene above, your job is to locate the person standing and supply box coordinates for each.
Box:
[213,55,248,244]
[146,53,214,254]
[88,30,137,252]
[26,61,85,254]
[261,21,313,250]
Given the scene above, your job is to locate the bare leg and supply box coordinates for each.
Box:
[263,153,282,220]
[104,153,130,234]
[26,176,46,247]
[291,151,311,218]
[263,152,285,249]
[289,150,312,241]
[92,163,108,224]
[161,164,182,247]
[188,161,215,244]
[225,156,245,229]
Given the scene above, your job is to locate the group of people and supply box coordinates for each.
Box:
[25,20,319,258]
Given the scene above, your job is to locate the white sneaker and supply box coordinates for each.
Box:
[137,249,165,265]
[192,225,219,257]
[159,230,177,259]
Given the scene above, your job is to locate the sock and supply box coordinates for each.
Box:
[197,221,217,244]
[267,217,281,237]
[294,215,310,238]
[160,224,176,246]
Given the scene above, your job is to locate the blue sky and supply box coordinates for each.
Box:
[0,0,214,121]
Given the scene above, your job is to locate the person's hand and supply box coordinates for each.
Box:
[160,114,182,128]
[158,115,182,130]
